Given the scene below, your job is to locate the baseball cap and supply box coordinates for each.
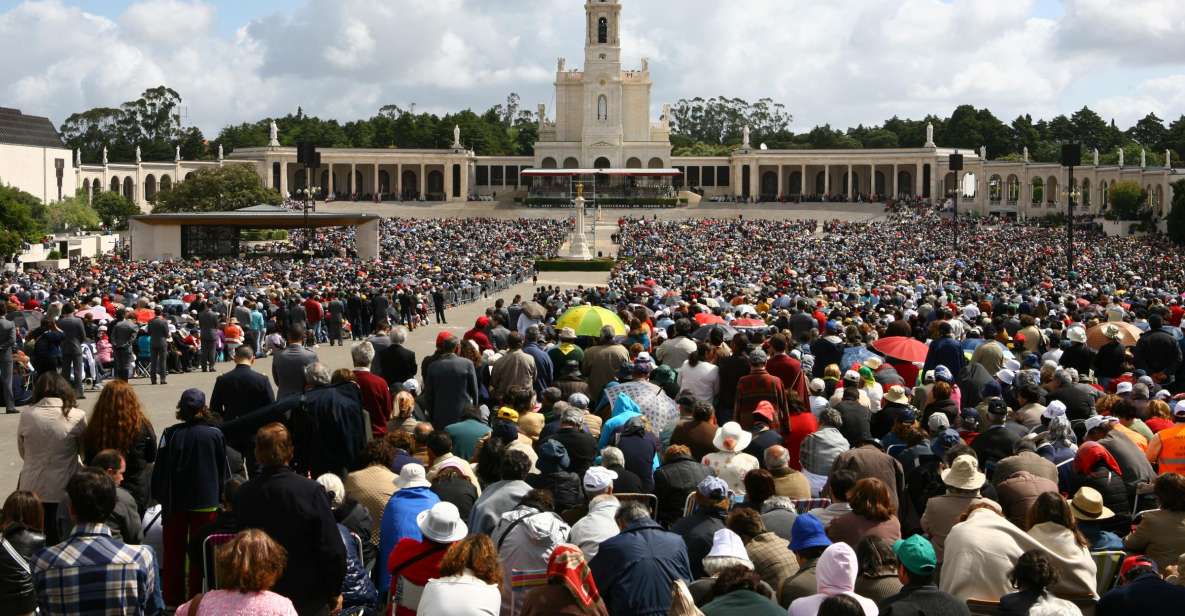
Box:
[1116,381,1133,395]
[435,331,455,346]
[1174,400,1185,419]
[697,476,729,500]
[788,514,832,552]
[809,378,826,393]
[496,406,520,422]
[178,388,205,413]
[893,535,937,575]
[927,413,951,433]
[1042,400,1067,419]
[933,365,954,383]
[842,370,861,384]
[583,466,617,492]
[1119,555,1157,581]
[1084,414,1118,432]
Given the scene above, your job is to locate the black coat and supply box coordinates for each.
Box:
[432,476,479,522]
[653,456,710,527]
[1135,328,1182,376]
[812,338,844,378]
[670,508,727,579]
[527,471,584,513]
[835,400,872,446]
[541,427,599,479]
[606,463,643,494]
[421,354,479,430]
[151,420,229,515]
[1047,385,1094,421]
[235,466,346,608]
[1060,343,1097,375]
[973,425,1020,473]
[210,364,275,422]
[378,343,417,386]
[880,583,971,616]
[0,536,34,616]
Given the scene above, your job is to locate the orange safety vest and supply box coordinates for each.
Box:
[1157,423,1185,474]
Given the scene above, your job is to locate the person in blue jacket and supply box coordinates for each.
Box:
[589,500,691,616]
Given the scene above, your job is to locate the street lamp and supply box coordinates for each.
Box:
[296,186,320,256]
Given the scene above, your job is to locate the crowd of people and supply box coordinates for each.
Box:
[8,207,1185,615]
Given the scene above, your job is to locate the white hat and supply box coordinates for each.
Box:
[315,473,345,508]
[941,455,987,490]
[1115,381,1133,394]
[713,421,753,452]
[1066,326,1087,344]
[1173,400,1185,418]
[705,528,752,565]
[1004,359,1022,372]
[809,378,826,393]
[1042,400,1067,419]
[394,463,431,489]
[583,466,618,492]
[1084,415,1119,433]
[996,369,1016,385]
[927,413,951,433]
[416,502,468,543]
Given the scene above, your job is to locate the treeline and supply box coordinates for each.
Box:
[60,86,1185,167]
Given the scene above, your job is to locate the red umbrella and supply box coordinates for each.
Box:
[731,318,767,329]
[695,313,725,326]
[871,336,929,364]
[631,285,654,295]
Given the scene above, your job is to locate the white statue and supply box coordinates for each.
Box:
[925,122,935,147]
[1093,148,1099,166]
[557,57,565,72]
[74,149,80,166]
[1141,148,1146,168]
[218,144,224,161]
[1119,148,1124,167]
[1023,146,1029,162]
[660,103,670,129]
[452,124,461,148]
[1168,149,1174,168]
[102,146,108,165]
[269,120,279,147]
[175,145,181,162]
[135,145,141,163]
[742,125,751,148]
[640,57,648,72]
[538,103,547,128]
[979,145,986,160]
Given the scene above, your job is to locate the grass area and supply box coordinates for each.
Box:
[535,258,617,271]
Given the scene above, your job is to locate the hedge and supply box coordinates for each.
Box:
[534,258,617,271]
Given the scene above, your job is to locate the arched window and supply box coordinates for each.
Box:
[597,95,608,121]
[597,17,607,44]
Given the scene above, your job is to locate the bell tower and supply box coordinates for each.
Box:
[582,0,624,165]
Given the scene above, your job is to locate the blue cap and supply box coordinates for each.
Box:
[934,365,954,383]
[930,428,962,457]
[178,388,206,414]
[1023,353,1041,368]
[789,513,832,552]
[538,439,570,473]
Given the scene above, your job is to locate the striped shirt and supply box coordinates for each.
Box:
[33,523,157,615]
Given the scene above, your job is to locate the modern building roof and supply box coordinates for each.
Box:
[0,107,66,149]
[131,205,379,228]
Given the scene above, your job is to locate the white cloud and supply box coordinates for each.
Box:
[0,0,1183,141]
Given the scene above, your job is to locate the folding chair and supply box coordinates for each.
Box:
[682,491,697,518]
[1091,550,1125,595]
[791,497,831,515]
[965,598,1001,615]
[202,532,238,591]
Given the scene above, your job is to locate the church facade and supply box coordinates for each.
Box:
[72,0,1178,221]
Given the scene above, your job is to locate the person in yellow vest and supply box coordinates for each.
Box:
[1146,400,1185,474]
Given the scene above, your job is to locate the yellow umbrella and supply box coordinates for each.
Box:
[556,305,627,337]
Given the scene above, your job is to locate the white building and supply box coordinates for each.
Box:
[70,0,1179,219]
[0,107,75,203]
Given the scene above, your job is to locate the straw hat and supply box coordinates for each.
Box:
[1069,487,1115,521]
[712,421,752,452]
[941,455,986,490]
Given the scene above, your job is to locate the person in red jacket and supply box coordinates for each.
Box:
[352,341,393,438]
[463,316,493,352]
[766,333,808,403]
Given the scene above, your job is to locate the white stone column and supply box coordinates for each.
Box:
[460,160,469,202]
[327,163,335,197]
[396,163,402,197]
[800,163,806,195]
[373,161,379,201]
[280,160,288,198]
[892,163,898,197]
[419,162,426,199]
[444,161,454,201]
[846,163,852,200]
[751,162,759,200]
[915,162,923,196]
[824,164,830,195]
[733,162,742,199]
[777,164,783,199]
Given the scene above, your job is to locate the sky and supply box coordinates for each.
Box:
[2,0,1184,138]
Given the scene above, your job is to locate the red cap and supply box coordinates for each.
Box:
[1119,555,1157,580]
[753,400,776,424]
[476,316,490,327]
[436,331,455,347]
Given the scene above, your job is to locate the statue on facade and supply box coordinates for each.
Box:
[538,103,547,128]
[1119,148,1124,167]
[1168,149,1174,168]
[742,125,751,149]
[452,124,462,149]
[1093,148,1099,166]
[979,145,986,160]
[1141,148,1146,168]
[175,145,181,162]
[102,146,108,165]
[218,144,224,161]
[1023,146,1029,162]
[557,57,565,72]
[641,57,648,72]
[135,145,141,163]
[660,103,670,129]
[269,120,280,147]
[925,122,935,147]
[74,149,80,166]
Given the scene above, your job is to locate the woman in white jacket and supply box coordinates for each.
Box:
[419,535,503,616]
[1024,491,1098,598]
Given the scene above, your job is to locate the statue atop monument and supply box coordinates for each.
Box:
[452,124,462,149]
[175,145,181,162]
[102,146,108,165]
[1023,146,1029,162]
[1093,148,1099,166]
[269,120,280,147]
[1119,148,1124,167]
[742,125,751,149]
[135,145,141,164]
[218,144,224,161]
[925,122,935,147]
[557,57,565,72]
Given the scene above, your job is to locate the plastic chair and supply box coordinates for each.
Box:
[682,491,696,518]
[202,532,238,591]
[349,532,364,563]
[965,598,1000,615]
[1091,550,1125,595]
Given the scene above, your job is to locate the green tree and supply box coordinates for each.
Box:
[60,85,191,163]
[0,185,46,257]
[1107,180,1145,220]
[1167,179,1185,244]
[151,165,281,213]
[45,193,101,232]
[91,191,142,229]
[1166,115,1185,162]
[1070,106,1108,150]
[1128,113,1167,149]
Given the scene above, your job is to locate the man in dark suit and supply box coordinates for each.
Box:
[0,303,15,413]
[235,423,345,615]
[325,295,344,347]
[369,290,389,332]
[110,309,139,385]
[211,345,275,422]
[431,287,447,324]
[233,300,253,351]
[378,325,416,387]
[421,333,478,430]
[198,303,221,372]
[57,303,87,396]
[271,324,318,399]
[147,307,170,385]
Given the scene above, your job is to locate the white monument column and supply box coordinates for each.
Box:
[915,162,923,196]
[566,182,591,259]
[444,161,453,201]
[800,163,806,195]
[824,164,830,195]
[892,163,898,197]
[846,163,852,200]
[396,163,402,197]
[327,163,335,197]
[349,162,357,197]
[280,160,288,198]
[372,161,379,200]
[459,159,469,202]
[777,164,783,199]
[419,163,426,199]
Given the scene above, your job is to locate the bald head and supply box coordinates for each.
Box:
[764,445,790,470]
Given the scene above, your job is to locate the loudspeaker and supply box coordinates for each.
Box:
[297,142,318,166]
[297,142,307,164]
[948,153,963,171]
[1061,143,1081,167]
